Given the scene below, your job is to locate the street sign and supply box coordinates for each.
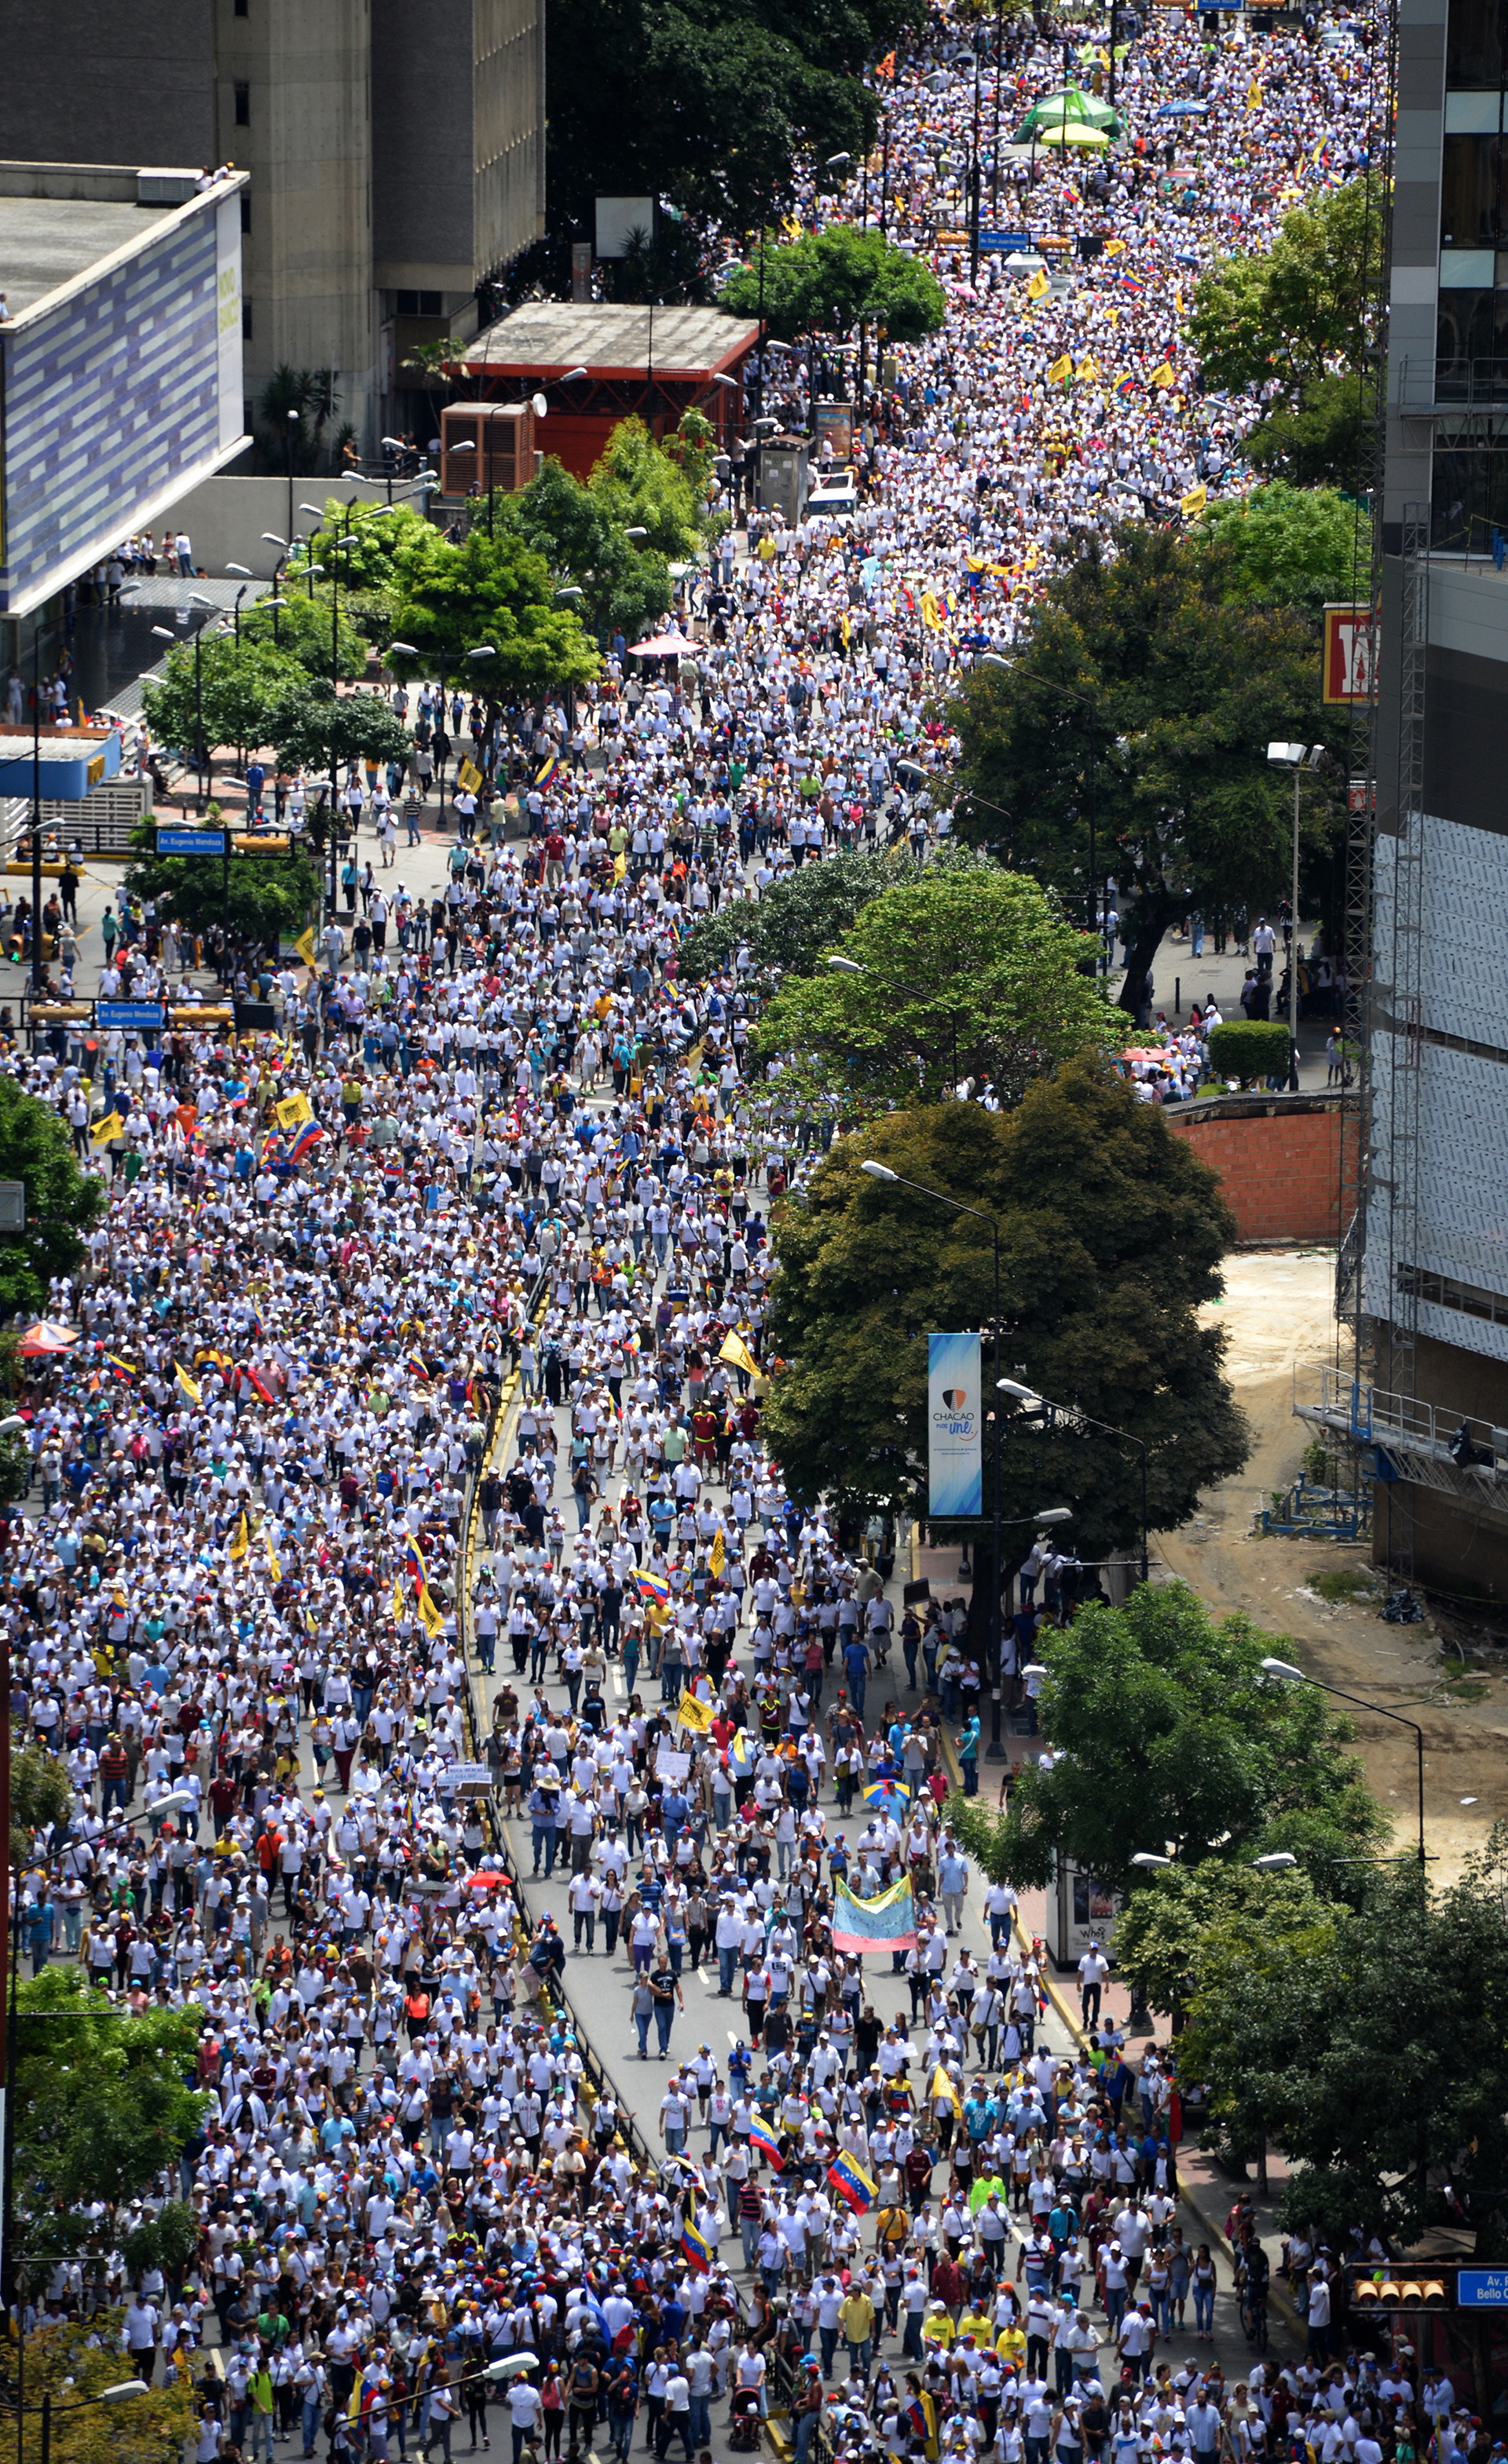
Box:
[979,230,1034,253]
[97,1001,164,1034]
[1457,2272,1508,2308]
[156,826,227,855]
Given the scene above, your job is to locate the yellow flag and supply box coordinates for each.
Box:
[393,1574,406,1627]
[1076,353,1100,381]
[418,1585,446,1639]
[1026,269,1049,302]
[1180,482,1209,521]
[265,1531,282,1583]
[1046,353,1073,385]
[719,1331,759,1378]
[1246,77,1262,105]
[920,591,942,632]
[677,1690,713,1737]
[613,851,627,883]
[176,1361,203,1407]
[90,1111,123,1144]
[228,1510,249,1561]
[1104,306,1120,329]
[295,926,318,968]
[1149,360,1176,389]
[710,1525,726,1577]
[1104,236,1126,256]
[457,758,482,793]
[1173,287,1184,316]
[928,2062,964,2121]
[276,1090,313,1131]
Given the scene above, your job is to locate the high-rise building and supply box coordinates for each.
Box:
[1307,0,1508,1597]
[0,0,545,454]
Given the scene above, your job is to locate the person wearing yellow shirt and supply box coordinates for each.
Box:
[996,2320,1027,2374]
[922,2301,956,2352]
[839,2286,876,2378]
[958,2304,994,2350]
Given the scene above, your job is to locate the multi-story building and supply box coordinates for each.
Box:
[0,0,546,452]
[1303,0,1508,1599]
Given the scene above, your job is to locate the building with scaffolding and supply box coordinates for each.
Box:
[1301,0,1508,1605]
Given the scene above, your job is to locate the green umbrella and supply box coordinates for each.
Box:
[1015,84,1120,140]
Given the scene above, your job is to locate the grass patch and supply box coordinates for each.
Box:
[1311,1569,1374,1604]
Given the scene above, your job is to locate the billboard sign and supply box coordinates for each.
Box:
[928,1331,982,1518]
[1323,604,1376,703]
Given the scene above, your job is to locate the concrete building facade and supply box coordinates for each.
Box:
[1301,0,1508,1603]
[0,0,545,452]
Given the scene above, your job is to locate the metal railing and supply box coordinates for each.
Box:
[1295,1361,1508,1514]
[1396,353,1508,410]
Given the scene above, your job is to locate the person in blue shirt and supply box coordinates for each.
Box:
[957,1713,981,1794]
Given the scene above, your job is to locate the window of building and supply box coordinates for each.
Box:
[395,290,444,317]
[242,301,253,341]
[234,81,251,124]
[1448,0,1508,85]
[234,0,248,14]
[240,190,251,232]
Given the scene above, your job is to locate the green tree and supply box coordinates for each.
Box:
[0,1075,105,1317]
[1179,1839,1508,2255]
[240,580,373,681]
[12,1968,207,2272]
[988,1583,1384,1890]
[679,843,963,981]
[589,415,711,558]
[1198,481,1373,615]
[2,2312,197,2464]
[546,0,899,243]
[761,1062,1249,1620]
[1107,1858,1333,2030]
[719,226,947,346]
[753,867,1115,1114]
[507,458,673,646]
[1188,183,1382,488]
[949,524,1347,1016]
[267,679,412,781]
[123,824,320,946]
[140,635,308,764]
[11,1738,73,1870]
[386,526,598,707]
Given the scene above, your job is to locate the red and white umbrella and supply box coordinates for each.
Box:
[16,1320,78,1357]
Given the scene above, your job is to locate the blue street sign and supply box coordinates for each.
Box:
[1458,2272,1508,2308]
[156,826,228,855]
[97,1001,163,1034]
[979,230,1034,253]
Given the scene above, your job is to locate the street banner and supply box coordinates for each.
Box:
[928,1331,982,1518]
[1323,604,1376,703]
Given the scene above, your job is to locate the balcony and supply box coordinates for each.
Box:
[1295,1364,1508,1516]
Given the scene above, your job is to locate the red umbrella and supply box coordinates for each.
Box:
[17,1320,78,1357]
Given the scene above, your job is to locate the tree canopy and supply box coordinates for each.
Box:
[0,1075,106,1318]
[13,1967,207,2270]
[1176,1838,1508,2254]
[123,827,320,946]
[507,459,673,647]
[752,866,1116,1113]
[761,1062,1247,1572]
[678,842,994,983]
[8,2312,196,2464]
[1198,481,1373,616]
[1188,182,1382,489]
[719,227,948,345]
[546,0,899,243]
[386,526,598,701]
[959,1582,1384,1891]
[949,524,1347,1013]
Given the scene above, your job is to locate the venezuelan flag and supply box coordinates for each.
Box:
[635,1569,670,1612]
[535,752,561,787]
[405,1536,429,1596]
[826,2151,877,2214]
[679,2210,712,2275]
[1115,374,1137,399]
[746,2115,785,2169]
[830,1873,918,1957]
[287,1120,326,1166]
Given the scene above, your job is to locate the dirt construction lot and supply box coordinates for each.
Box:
[1161,1248,1505,1881]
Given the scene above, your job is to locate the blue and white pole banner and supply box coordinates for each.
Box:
[928,1331,983,1518]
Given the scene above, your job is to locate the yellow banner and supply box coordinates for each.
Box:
[1180,482,1209,520]
[719,1331,759,1378]
[1046,353,1073,384]
[457,758,482,793]
[677,1690,713,1735]
[1026,269,1049,302]
[295,926,317,968]
[276,1091,313,1131]
[176,1361,203,1407]
[90,1111,123,1144]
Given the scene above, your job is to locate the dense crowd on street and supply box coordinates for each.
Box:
[2,2,1442,2463]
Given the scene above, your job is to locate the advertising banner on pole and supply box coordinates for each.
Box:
[928,1331,982,1518]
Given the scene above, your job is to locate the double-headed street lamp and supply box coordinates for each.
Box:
[998,1375,1150,1585]
[1261,1654,1426,1873]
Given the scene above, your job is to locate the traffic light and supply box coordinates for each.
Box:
[1349,2271,1451,2312]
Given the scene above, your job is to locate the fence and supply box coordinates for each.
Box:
[2,771,152,857]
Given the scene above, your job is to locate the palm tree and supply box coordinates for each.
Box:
[401,340,456,452]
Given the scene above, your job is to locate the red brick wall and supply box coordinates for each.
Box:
[1166,1101,1342,1244]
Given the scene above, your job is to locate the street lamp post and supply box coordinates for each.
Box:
[285,405,301,551]
[1266,741,1323,1082]
[1261,1656,1426,1873]
[998,1376,1150,1585]
[225,563,252,645]
[861,1157,1013,1758]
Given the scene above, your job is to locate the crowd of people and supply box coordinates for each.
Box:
[6,0,1450,2462]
